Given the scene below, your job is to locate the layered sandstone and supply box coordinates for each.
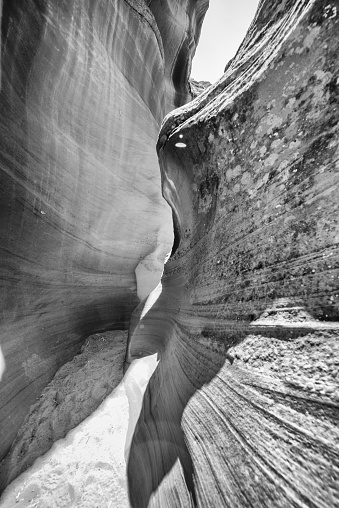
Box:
[1,0,338,506]
[0,0,207,478]
[127,0,339,506]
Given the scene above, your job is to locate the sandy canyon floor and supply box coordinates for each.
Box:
[0,332,158,507]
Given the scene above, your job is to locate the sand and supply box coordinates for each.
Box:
[0,334,158,507]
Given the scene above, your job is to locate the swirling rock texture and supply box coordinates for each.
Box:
[0,0,208,485]
[143,0,208,109]
[127,0,339,506]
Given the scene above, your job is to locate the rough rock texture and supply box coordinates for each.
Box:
[189,78,212,99]
[127,1,339,506]
[0,330,127,491]
[0,365,131,508]
[0,0,208,472]
[0,352,158,507]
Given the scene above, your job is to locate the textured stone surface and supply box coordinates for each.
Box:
[0,352,158,507]
[2,0,339,505]
[127,0,339,506]
[1,368,131,508]
[0,0,207,470]
[189,78,212,99]
[0,331,127,491]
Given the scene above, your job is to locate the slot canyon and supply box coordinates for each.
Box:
[0,0,338,506]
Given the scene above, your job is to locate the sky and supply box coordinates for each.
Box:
[191,0,261,83]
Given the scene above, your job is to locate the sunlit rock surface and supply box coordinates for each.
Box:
[127,0,339,506]
[189,78,212,99]
[0,0,208,480]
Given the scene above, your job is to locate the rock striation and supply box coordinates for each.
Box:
[1,0,339,505]
[0,0,208,479]
[126,0,339,506]
[189,78,212,99]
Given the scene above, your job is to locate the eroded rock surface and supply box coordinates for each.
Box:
[0,351,159,507]
[127,1,339,506]
[189,78,212,99]
[0,0,208,482]
[0,331,127,491]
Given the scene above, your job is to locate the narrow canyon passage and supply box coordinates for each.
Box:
[0,0,339,507]
[0,0,209,501]
[0,0,206,484]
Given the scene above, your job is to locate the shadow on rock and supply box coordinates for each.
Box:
[125,278,234,507]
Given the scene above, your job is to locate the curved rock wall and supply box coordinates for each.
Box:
[145,0,208,109]
[0,0,208,469]
[127,0,339,506]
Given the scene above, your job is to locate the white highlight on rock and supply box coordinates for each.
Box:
[135,225,172,301]
[0,346,5,381]
[124,354,158,459]
[140,282,163,320]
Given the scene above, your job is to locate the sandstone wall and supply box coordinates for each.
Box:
[0,0,208,468]
[127,0,339,506]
